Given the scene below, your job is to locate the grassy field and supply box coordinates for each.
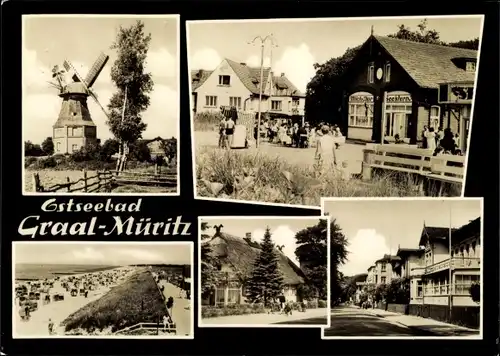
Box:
[15,264,119,280]
[196,147,423,206]
[61,269,166,333]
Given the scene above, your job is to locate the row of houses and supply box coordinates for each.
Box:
[354,217,481,324]
[191,34,478,152]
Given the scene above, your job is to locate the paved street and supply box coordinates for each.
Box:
[323,306,480,337]
[324,306,427,336]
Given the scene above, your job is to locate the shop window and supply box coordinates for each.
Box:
[430,105,441,130]
[455,275,480,295]
[367,62,374,84]
[349,102,373,128]
[385,62,391,82]
[417,280,423,297]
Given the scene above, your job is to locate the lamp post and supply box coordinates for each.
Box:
[248,34,277,148]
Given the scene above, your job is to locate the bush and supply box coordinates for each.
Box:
[318,300,327,308]
[70,142,102,162]
[194,112,225,132]
[201,303,266,318]
[130,141,151,162]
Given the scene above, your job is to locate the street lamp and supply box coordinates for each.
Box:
[248,34,278,148]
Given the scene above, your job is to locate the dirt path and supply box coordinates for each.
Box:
[157,280,191,336]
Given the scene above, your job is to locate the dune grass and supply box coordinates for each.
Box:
[62,269,165,333]
[196,148,428,206]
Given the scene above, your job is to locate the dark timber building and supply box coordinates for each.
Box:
[339,35,478,151]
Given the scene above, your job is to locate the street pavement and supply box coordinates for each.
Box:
[201,307,328,326]
[323,306,480,337]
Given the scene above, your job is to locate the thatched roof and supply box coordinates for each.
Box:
[205,232,305,285]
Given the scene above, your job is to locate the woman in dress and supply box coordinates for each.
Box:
[425,127,437,153]
[315,125,338,175]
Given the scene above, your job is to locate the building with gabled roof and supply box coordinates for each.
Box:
[191,58,305,122]
[338,34,478,150]
[201,229,306,307]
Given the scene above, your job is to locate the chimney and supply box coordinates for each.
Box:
[280,73,285,77]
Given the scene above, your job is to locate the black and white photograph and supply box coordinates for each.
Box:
[188,15,483,208]
[23,15,180,195]
[321,198,482,339]
[199,217,330,327]
[13,242,193,338]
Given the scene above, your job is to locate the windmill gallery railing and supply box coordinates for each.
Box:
[32,167,177,193]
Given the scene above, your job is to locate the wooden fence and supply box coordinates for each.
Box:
[113,321,176,335]
[362,144,465,196]
[32,171,114,193]
[32,167,177,193]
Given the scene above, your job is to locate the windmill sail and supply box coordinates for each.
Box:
[64,59,110,119]
[85,53,109,88]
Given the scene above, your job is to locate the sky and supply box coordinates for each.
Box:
[14,243,191,265]
[188,15,483,93]
[23,15,179,144]
[202,218,326,265]
[323,199,482,277]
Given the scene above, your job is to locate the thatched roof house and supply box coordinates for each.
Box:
[205,232,305,286]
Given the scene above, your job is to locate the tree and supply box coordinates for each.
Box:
[469,282,480,303]
[130,141,151,162]
[200,222,221,300]
[24,141,44,157]
[246,227,284,306]
[160,137,177,164]
[386,278,410,304]
[107,20,153,147]
[295,219,328,300]
[305,19,479,124]
[101,139,120,161]
[329,219,349,306]
[388,19,441,44]
[41,137,54,155]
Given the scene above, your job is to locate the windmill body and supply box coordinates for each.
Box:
[52,53,109,154]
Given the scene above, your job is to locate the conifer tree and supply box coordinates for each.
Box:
[245,227,284,306]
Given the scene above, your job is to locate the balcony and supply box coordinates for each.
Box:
[424,258,480,275]
[409,266,425,277]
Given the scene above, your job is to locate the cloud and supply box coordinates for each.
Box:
[116,248,163,262]
[190,48,221,70]
[273,43,316,93]
[251,225,298,265]
[71,247,105,262]
[145,47,177,78]
[340,229,390,276]
[23,49,178,143]
[245,55,271,68]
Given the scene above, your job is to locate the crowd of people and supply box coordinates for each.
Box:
[259,119,344,149]
[421,126,463,156]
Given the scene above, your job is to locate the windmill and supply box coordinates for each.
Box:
[52,52,109,155]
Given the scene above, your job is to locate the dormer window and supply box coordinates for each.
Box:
[219,75,231,86]
[466,61,476,72]
[367,62,375,84]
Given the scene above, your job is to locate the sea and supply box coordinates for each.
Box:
[14,264,119,281]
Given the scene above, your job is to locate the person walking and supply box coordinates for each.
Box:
[225,116,235,149]
[315,125,338,175]
[218,117,227,148]
[48,318,54,335]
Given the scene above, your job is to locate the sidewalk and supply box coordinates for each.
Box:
[201,307,328,326]
[364,308,480,337]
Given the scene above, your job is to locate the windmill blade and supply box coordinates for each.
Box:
[65,59,110,119]
[85,52,109,88]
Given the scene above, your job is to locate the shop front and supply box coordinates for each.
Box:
[348,91,413,143]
